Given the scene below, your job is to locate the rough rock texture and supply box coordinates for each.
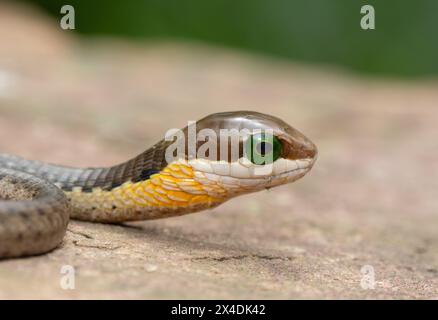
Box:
[0,3,437,299]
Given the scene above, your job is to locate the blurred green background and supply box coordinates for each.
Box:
[21,0,438,78]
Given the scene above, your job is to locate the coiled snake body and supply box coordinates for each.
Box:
[0,111,317,259]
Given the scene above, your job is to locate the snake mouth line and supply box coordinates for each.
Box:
[273,159,313,177]
[187,157,315,194]
[267,158,314,182]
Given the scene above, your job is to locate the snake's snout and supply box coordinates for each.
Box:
[296,137,317,161]
[282,124,318,165]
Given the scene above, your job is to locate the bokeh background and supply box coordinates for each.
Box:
[21,0,438,77]
[0,1,437,299]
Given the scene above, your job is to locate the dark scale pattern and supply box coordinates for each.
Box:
[0,139,171,193]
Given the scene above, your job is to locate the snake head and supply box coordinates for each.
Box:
[168,111,318,196]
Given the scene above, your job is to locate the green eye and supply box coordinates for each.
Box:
[245,134,283,165]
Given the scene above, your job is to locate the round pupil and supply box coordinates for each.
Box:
[256,142,272,155]
[245,134,283,165]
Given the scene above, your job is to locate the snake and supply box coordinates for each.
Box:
[0,111,317,259]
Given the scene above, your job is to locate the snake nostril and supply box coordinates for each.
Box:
[304,143,317,159]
